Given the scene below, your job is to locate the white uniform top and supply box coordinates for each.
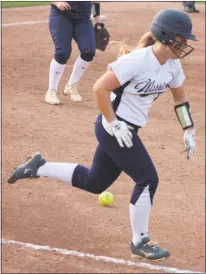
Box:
[102,45,185,131]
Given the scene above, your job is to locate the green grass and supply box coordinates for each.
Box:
[197,1,205,5]
[2,1,205,9]
[1,1,50,8]
[2,0,205,9]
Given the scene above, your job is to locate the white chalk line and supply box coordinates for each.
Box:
[2,20,48,27]
[2,15,107,27]
[2,239,203,274]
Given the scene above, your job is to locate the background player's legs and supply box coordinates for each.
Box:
[183,1,199,13]
[64,18,96,102]
[46,8,73,104]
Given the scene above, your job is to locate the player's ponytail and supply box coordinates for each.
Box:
[110,32,156,57]
[108,41,131,57]
[118,32,156,55]
[137,32,156,48]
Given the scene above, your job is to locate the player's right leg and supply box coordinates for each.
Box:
[45,7,73,105]
[8,145,121,194]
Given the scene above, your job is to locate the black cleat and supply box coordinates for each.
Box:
[8,152,46,184]
[131,239,170,261]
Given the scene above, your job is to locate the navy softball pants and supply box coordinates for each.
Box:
[49,6,96,64]
[72,115,159,205]
[183,1,195,8]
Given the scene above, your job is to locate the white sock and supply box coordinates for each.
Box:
[68,56,91,86]
[48,59,65,91]
[37,162,78,183]
[130,186,151,246]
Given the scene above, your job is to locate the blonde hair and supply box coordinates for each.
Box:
[137,32,156,48]
[110,32,156,57]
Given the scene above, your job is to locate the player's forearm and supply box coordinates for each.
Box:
[170,84,187,105]
[173,96,188,106]
[172,90,188,106]
[170,85,194,130]
[173,97,195,130]
[92,2,100,23]
[93,87,116,123]
[174,101,194,130]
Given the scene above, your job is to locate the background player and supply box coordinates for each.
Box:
[183,1,200,13]
[45,1,101,105]
[8,9,196,261]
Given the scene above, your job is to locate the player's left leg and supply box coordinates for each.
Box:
[95,114,170,261]
[64,18,96,102]
[7,145,121,195]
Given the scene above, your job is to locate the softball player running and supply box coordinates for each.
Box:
[45,1,101,104]
[8,9,196,261]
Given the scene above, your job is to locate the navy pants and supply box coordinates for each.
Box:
[183,1,195,8]
[72,115,159,205]
[49,6,96,64]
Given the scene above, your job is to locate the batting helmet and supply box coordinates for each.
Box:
[150,9,197,45]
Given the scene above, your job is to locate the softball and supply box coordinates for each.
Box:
[99,191,114,206]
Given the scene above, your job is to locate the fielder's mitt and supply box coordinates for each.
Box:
[94,22,110,51]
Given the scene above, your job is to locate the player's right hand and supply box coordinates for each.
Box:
[109,119,133,148]
[55,2,71,11]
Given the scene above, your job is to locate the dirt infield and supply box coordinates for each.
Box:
[2,2,205,273]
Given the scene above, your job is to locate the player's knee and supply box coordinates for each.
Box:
[84,177,108,194]
[77,181,107,195]
[54,52,70,65]
[148,174,159,204]
[81,52,95,62]
[130,174,159,206]
[72,165,108,194]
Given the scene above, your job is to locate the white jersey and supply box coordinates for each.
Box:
[102,45,185,130]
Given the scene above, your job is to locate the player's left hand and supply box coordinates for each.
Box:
[183,128,195,160]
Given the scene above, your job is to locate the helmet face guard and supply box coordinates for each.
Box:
[168,38,194,59]
[150,9,197,59]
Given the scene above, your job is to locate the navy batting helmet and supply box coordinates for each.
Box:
[150,9,197,45]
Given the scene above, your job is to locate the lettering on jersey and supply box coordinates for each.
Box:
[134,79,169,96]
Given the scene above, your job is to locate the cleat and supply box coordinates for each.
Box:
[131,239,170,261]
[142,237,150,244]
[184,6,200,13]
[8,152,46,184]
[45,89,60,105]
[63,84,82,102]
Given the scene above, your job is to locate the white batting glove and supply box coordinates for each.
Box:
[183,128,195,160]
[109,119,133,148]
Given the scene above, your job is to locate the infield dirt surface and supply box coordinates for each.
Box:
[2,2,205,273]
